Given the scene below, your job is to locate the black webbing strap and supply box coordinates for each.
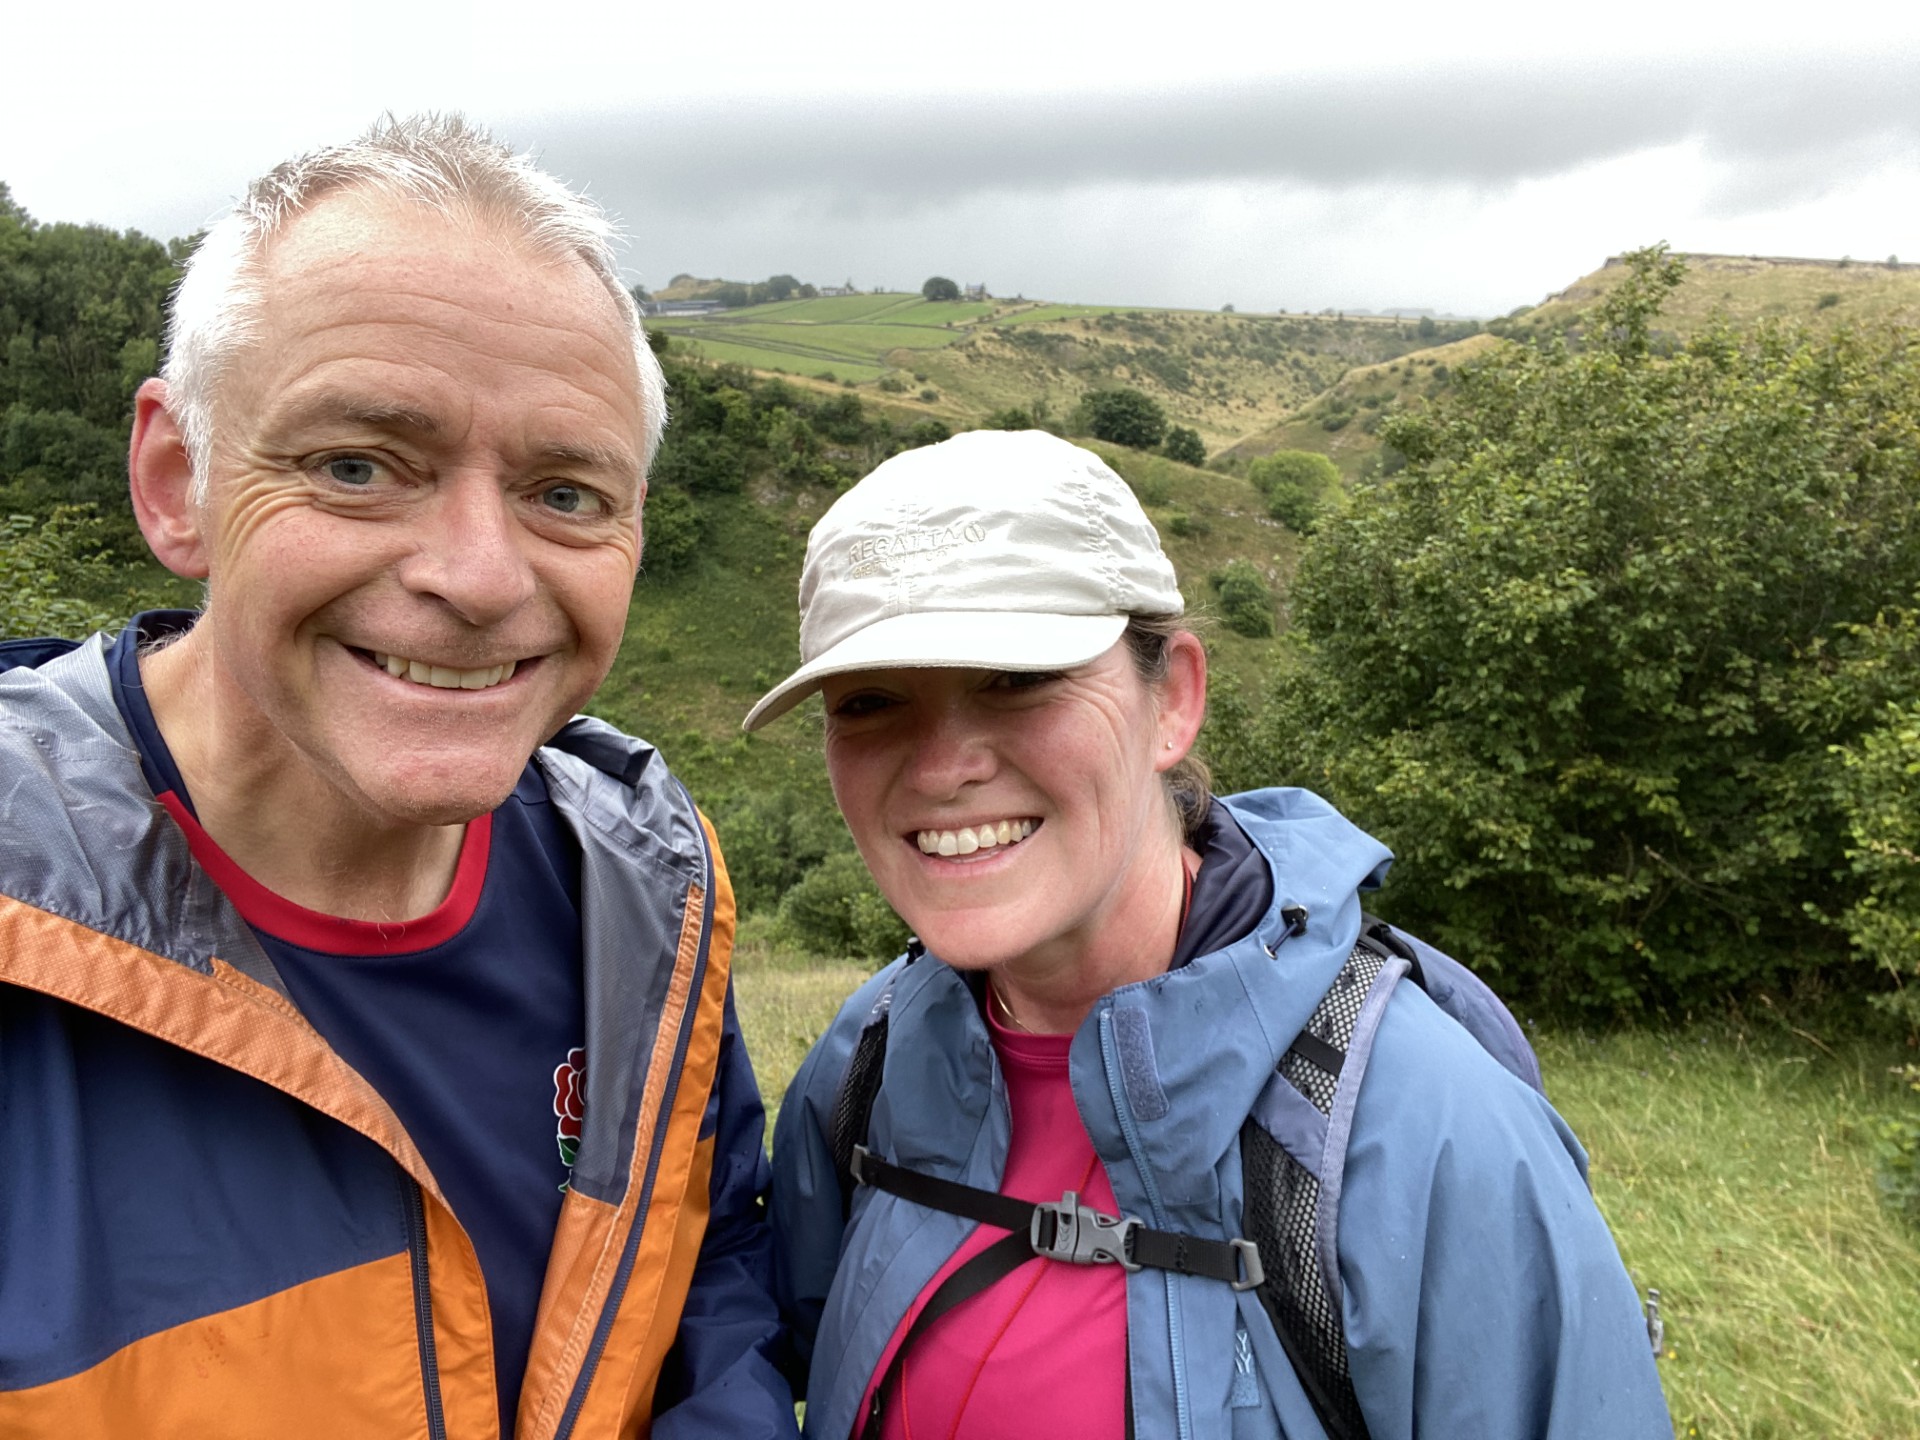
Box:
[852,1146,1264,1288]
[1287,1026,1346,1077]
[858,1228,1034,1440]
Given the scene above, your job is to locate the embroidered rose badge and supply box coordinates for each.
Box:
[554,1046,586,1186]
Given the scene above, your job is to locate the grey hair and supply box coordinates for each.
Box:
[162,112,666,499]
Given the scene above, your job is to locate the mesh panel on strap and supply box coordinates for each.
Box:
[1240,938,1389,1440]
[829,1000,892,1216]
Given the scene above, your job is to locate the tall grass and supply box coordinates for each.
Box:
[1542,1025,1920,1438]
[731,937,1920,1437]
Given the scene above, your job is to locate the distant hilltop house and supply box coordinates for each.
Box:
[964,283,990,301]
[817,283,859,297]
[643,298,727,317]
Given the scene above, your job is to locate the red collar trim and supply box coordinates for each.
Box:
[155,791,492,956]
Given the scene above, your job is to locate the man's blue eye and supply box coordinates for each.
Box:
[542,485,601,515]
[324,457,377,486]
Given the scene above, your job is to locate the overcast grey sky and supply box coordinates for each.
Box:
[6,0,1917,315]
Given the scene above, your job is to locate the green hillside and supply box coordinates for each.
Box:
[1222,253,1920,478]
[648,290,1471,456]
[1516,251,1920,336]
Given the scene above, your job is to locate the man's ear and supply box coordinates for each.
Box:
[128,379,211,579]
[1154,629,1209,772]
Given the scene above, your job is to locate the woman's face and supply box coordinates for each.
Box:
[821,635,1203,975]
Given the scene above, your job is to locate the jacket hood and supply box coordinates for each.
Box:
[1065,789,1392,1233]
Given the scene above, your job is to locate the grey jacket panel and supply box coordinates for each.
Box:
[0,636,274,984]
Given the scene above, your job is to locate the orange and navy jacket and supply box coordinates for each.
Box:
[0,636,796,1439]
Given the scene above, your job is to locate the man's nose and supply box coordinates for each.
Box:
[396,475,538,624]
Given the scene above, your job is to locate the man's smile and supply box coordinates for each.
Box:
[356,647,527,691]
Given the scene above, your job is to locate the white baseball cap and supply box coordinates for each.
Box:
[743,429,1183,731]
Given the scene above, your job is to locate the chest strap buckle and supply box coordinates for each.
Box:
[1030,1192,1143,1271]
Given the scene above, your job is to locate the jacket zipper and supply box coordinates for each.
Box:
[552,788,715,1439]
[1099,1007,1193,1440]
[403,1177,451,1440]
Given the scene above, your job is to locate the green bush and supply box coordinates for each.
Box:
[1081,388,1168,450]
[1248,449,1341,535]
[778,852,910,962]
[711,787,845,917]
[650,429,745,495]
[0,508,125,640]
[638,487,701,579]
[985,407,1034,431]
[1162,425,1206,466]
[1830,612,1920,1028]
[1214,248,1920,1015]
[1210,559,1275,639]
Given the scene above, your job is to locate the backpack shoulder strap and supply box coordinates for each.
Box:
[1361,915,1545,1095]
[1241,927,1410,1440]
[827,965,902,1219]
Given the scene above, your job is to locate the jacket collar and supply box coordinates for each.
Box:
[873,789,1394,1229]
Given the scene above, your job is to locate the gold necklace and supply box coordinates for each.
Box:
[988,976,1033,1033]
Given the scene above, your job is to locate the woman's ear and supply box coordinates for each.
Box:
[1154,629,1209,772]
[128,379,211,580]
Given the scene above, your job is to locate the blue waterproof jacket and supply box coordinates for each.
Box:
[771,789,1672,1439]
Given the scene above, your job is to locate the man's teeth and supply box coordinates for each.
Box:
[916,819,1037,856]
[372,652,518,691]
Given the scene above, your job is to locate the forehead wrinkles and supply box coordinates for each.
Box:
[210,197,638,421]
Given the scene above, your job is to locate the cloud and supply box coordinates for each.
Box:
[524,52,1919,220]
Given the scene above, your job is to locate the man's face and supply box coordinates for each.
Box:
[179,192,648,828]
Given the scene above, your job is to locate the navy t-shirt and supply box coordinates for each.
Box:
[107,613,584,1434]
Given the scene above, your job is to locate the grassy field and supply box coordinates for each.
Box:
[649,293,1447,454]
[732,933,1920,1438]
[647,293,986,382]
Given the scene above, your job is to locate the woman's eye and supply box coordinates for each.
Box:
[830,692,894,720]
[991,670,1064,692]
[322,456,379,487]
[539,484,605,516]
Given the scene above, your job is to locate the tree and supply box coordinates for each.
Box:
[1081,388,1167,450]
[1247,449,1341,533]
[0,197,181,551]
[1214,248,1920,1014]
[1162,425,1206,466]
[921,276,960,302]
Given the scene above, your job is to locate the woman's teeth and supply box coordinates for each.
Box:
[372,652,518,691]
[916,819,1037,857]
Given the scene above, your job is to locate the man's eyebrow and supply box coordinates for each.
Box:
[534,440,643,479]
[278,393,442,436]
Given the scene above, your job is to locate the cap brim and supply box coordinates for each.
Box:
[741,610,1130,731]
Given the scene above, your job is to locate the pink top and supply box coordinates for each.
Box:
[862,999,1128,1440]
